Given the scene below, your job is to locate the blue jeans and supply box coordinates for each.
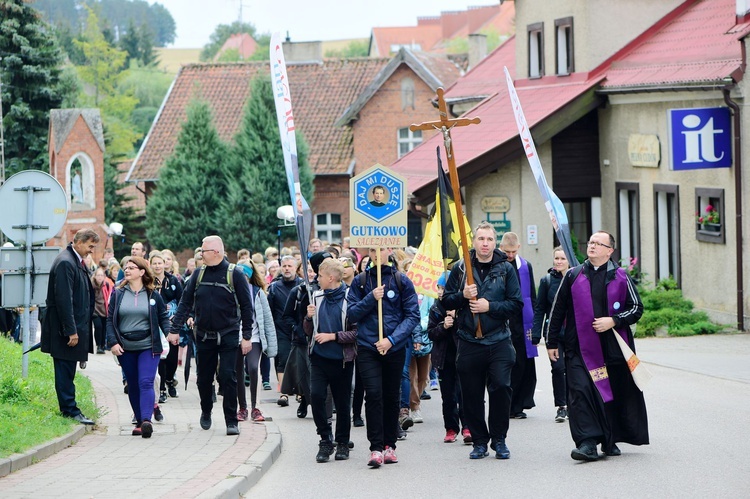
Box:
[119,349,161,424]
[400,346,411,409]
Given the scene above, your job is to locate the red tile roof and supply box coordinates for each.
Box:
[602,0,750,89]
[216,33,258,60]
[127,58,390,181]
[444,35,516,102]
[392,75,603,199]
[369,2,515,56]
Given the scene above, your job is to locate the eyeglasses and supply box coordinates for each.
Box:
[199,248,218,254]
[587,240,612,249]
[123,265,141,271]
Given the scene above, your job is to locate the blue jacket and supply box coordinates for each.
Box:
[347,264,420,353]
[106,286,172,355]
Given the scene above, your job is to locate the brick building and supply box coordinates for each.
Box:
[47,109,107,259]
[126,43,461,245]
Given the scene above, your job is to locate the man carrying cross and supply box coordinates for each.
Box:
[442,222,523,460]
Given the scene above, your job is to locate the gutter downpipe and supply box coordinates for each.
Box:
[723,84,745,331]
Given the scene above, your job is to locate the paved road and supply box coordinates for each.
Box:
[0,351,268,498]
[251,334,750,498]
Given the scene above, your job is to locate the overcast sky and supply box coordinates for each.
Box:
[151,0,500,48]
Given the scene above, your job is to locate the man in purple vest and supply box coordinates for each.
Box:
[500,232,538,419]
[547,231,648,461]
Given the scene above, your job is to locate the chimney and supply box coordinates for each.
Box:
[738,0,750,18]
[281,40,323,63]
[468,33,488,70]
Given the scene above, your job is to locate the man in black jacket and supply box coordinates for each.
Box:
[41,228,100,424]
[168,236,254,436]
[267,255,301,406]
[442,221,523,461]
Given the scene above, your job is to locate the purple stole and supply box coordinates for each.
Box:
[571,265,630,403]
[517,257,538,358]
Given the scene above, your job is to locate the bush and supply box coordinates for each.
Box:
[0,338,100,458]
[635,278,727,338]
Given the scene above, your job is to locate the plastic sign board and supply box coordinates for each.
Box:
[668,107,732,170]
[350,164,408,248]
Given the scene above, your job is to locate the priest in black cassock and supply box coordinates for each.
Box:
[546,230,648,461]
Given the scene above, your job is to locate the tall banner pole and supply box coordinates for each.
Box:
[410,88,483,336]
[377,250,383,346]
[270,33,314,299]
[503,67,579,267]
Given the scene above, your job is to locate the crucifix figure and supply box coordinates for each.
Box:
[410,87,483,336]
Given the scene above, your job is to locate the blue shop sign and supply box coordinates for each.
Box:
[669,107,732,170]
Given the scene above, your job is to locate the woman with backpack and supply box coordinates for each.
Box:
[235,261,277,422]
[531,246,570,423]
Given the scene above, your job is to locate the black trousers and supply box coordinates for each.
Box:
[310,354,354,444]
[158,342,179,391]
[53,357,80,416]
[352,360,364,418]
[439,342,466,432]
[550,346,567,407]
[357,347,405,452]
[92,315,106,349]
[196,332,239,426]
[456,338,515,447]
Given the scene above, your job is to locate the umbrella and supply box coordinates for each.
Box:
[23,342,41,354]
[183,328,196,390]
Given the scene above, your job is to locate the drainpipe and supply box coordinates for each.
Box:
[723,85,745,331]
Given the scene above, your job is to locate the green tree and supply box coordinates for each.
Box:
[0,0,71,176]
[200,21,258,61]
[218,76,314,251]
[146,99,230,251]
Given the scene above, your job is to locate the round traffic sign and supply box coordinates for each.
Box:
[0,171,68,244]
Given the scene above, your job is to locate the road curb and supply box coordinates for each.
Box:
[199,420,283,499]
[0,424,91,478]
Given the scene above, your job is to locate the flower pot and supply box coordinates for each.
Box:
[703,223,721,233]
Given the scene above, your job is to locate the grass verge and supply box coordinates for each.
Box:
[0,337,100,459]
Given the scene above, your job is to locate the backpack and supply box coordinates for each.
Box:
[193,263,240,320]
[354,267,404,296]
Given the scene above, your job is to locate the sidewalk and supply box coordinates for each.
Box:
[0,351,281,498]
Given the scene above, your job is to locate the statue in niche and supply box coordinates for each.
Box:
[71,167,83,204]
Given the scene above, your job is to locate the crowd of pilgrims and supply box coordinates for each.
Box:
[80,230,646,465]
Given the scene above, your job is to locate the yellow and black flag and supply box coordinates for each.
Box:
[435,146,471,268]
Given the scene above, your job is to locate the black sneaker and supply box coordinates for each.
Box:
[604,444,621,457]
[571,440,599,462]
[512,412,527,419]
[335,442,350,460]
[200,412,212,430]
[159,391,168,404]
[555,407,567,423]
[494,439,510,459]
[420,390,431,400]
[397,426,407,440]
[353,415,365,427]
[226,425,240,436]
[141,420,153,438]
[316,439,334,463]
[153,405,164,422]
[168,385,178,398]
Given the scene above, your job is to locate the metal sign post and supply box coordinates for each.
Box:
[0,171,68,378]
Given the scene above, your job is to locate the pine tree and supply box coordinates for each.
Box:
[218,75,314,251]
[146,98,230,251]
[0,0,70,176]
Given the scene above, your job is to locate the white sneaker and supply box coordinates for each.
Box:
[411,409,423,423]
[429,379,439,391]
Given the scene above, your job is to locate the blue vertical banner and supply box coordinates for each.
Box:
[669,107,732,170]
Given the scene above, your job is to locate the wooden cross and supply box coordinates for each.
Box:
[410,87,483,337]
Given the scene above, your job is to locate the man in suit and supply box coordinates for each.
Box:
[41,228,100,424]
